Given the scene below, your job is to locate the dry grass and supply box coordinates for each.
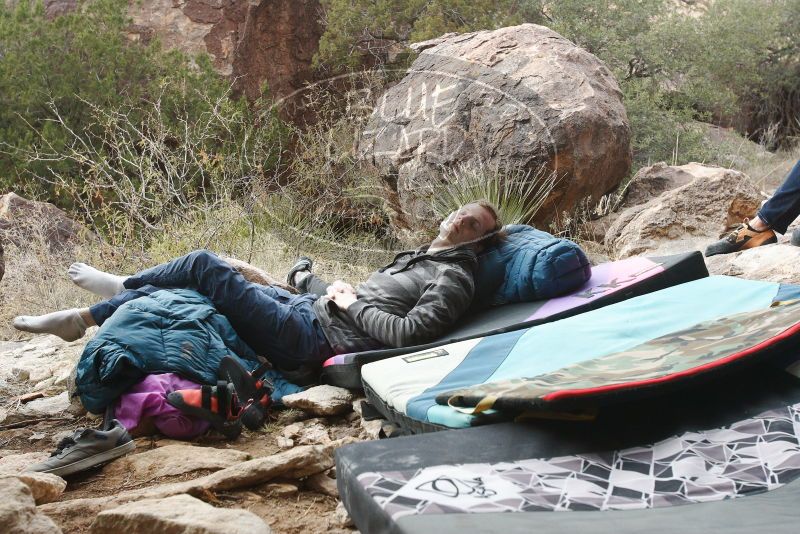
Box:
[696,123,800,191]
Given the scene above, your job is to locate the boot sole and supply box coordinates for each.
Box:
[37,440,136,477]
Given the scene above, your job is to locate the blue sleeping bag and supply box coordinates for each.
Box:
[474,225,592,306]
[74,288,302,413]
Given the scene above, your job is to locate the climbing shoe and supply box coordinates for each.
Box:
[218,356,272,431]
[27,419,135,477]
[166,381,243,439]
[704,219,777,257]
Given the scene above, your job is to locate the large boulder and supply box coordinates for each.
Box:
[358,23,631,238]
[0,192,93,251]
[604,163,764,258]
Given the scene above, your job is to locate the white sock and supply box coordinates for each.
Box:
[13,309,88,342]
[68,263,126,298]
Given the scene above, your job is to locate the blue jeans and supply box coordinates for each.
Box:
[89,251,333,370]
[757,159,800,234]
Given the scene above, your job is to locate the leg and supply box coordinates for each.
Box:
[126,250,330,368]
[757,159,800,234]
[11,286,163,341]
[297,272,331,298]
[88,285,161,326]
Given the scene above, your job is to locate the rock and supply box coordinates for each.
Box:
[0,477,62,534]
[231,0,324,124]
[0,452,50,476]
[0,192,93,251]
[40,441,353,522]
[282,385,355,416]
[706,244,800,284]
[306,472,338,497]
[20,391,71,417]
[283,419,332,445]
[276,436,295,449]
[34,377,58,390]
[330,501,354,529]
[619,161,698,209]
[28,432,47,442]
[141,440,343,496]
[359,23,631,237]
[91,494,270,534]
[0,335,84,388]
[102,444,251,480]
[604,163,763,258]
[265,482,299,496]
[51,430,73,446]
[360,419,383,440]
[4,472,67,505]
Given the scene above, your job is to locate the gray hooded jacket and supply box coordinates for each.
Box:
[309,245,477,354]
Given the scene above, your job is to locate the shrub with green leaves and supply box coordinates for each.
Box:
[0,0,287,227]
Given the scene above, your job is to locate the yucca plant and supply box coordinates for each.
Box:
[431,161,560,226]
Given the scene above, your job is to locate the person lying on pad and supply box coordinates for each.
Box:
[13,201,503,379]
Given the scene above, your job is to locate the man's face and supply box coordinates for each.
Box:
[438,203,496,246]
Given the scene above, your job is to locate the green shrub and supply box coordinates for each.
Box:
[0,0,287,219]
[315,0,543,69]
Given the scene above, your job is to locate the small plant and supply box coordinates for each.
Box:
[431,161,560,227]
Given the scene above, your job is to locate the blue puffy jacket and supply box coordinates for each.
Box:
[75,288,260,413]
[473,225,592,306]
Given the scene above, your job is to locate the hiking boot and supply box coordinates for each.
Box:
[166,381,244,438]
[286,256,313,288]
[27,419,135,477]
[704,220,777,257]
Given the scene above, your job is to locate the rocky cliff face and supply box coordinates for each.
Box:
[45,0,323,121]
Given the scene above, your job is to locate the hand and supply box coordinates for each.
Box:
[326,280,356,298]
[330,290,358,311]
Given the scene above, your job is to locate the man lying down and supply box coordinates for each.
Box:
[13,201,503,380]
